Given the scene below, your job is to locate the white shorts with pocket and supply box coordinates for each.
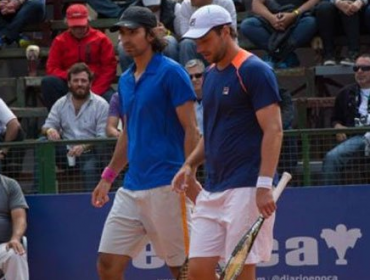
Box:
[189,187,275,264]
[98,186,192,267]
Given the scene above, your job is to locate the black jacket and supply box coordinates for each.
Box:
[332,83,366,127]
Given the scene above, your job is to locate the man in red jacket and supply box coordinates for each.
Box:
[41,4,117,110]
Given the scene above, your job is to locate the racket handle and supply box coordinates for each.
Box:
[273,172,292,202]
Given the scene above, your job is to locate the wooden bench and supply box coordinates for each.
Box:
[11,106,48,138]
[10,106,48,118]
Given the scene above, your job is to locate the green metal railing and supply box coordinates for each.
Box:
[1,127,370,194]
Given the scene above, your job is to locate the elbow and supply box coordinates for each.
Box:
[6,119,21,136]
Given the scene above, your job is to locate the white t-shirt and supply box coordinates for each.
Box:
[0,98,16,135]
[175,0,237,36]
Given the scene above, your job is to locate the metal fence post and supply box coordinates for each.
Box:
[36,142,57,193]
[301,131,311,186]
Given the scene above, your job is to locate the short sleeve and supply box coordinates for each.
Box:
[164,64,196,108]
[241,57,280,111]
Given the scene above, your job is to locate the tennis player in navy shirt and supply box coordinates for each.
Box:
[91,6,200,280]
[172,5,283,280]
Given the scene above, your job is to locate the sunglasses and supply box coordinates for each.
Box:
[353,65,370,72]
[189,73,203,79]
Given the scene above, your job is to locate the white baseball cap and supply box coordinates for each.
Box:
[142,0,161,6]
[182,5,232,39]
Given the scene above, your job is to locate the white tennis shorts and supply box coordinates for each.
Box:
[189,187,275,264]
[98,186,192,267]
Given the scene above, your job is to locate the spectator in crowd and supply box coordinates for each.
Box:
[316,0,370,66]
[175,0,237,65]
[185,59,204,135]
[92,7,200,280]
[0,174,29,280]
[0,98,25,178]
[322,53,370,185]
[86,0,137,18]
[240,0,318,68]
[0,0,45,48]
[106,92,123,138]
[117,0,180,71]
[41,63,109,191]
[41,4,117,110]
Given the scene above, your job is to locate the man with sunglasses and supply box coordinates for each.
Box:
[322,53,370,185]
[185,59,205,135]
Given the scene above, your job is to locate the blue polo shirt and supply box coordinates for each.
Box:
[202,50,280,192]
[118,54,196,191]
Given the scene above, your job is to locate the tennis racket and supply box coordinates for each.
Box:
[177,192,190,280]
[219,172,292,280]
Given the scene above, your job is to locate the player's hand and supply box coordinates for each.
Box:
[172,165,202,203]
[172,164,196,193]
[92,180,111,208]
[256,188,276,219]
[6,239,26,255]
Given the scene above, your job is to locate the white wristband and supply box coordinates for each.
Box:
[256,176,273,189]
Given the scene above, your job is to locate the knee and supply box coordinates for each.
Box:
[187,261,211,280]
[324,149,338,165]
[97,253,126,278]
[316,1,335,14]
[22,0,45,19]
[41,76,63,89]
[298,16,317,33]
[240,17,261,35]
[97,254,114,277]
[4,249,27,267]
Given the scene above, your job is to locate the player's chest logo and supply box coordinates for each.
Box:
[222,87,230,95]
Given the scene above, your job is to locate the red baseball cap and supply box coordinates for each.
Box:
[66,4,89,27]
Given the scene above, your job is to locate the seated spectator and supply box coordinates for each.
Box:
[0,98,25,178]
[175,0,237,65]
[41,4,117,110]
[117,0,180,72]
[86,0,137,18]
[240,0,318,68]
[322,53,370,185]
[0,0,45,48]
[41,63,109,191]
[185,59,204,135]
[0,174,29,280]
[106,92,123,138]
[316,0,370,66]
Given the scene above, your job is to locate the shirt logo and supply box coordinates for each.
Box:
[222,87,229,95]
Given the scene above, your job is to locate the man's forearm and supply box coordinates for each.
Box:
[11,211,27,241]
[184,126,200,159]
[184,137,205,171]
[260,128,283,178]
[107,127,128,173]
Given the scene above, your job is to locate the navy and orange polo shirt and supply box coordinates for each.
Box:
[202,50,281,192]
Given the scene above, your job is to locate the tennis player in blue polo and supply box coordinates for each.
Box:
[172,5,283,280]
[91,6,200,280]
